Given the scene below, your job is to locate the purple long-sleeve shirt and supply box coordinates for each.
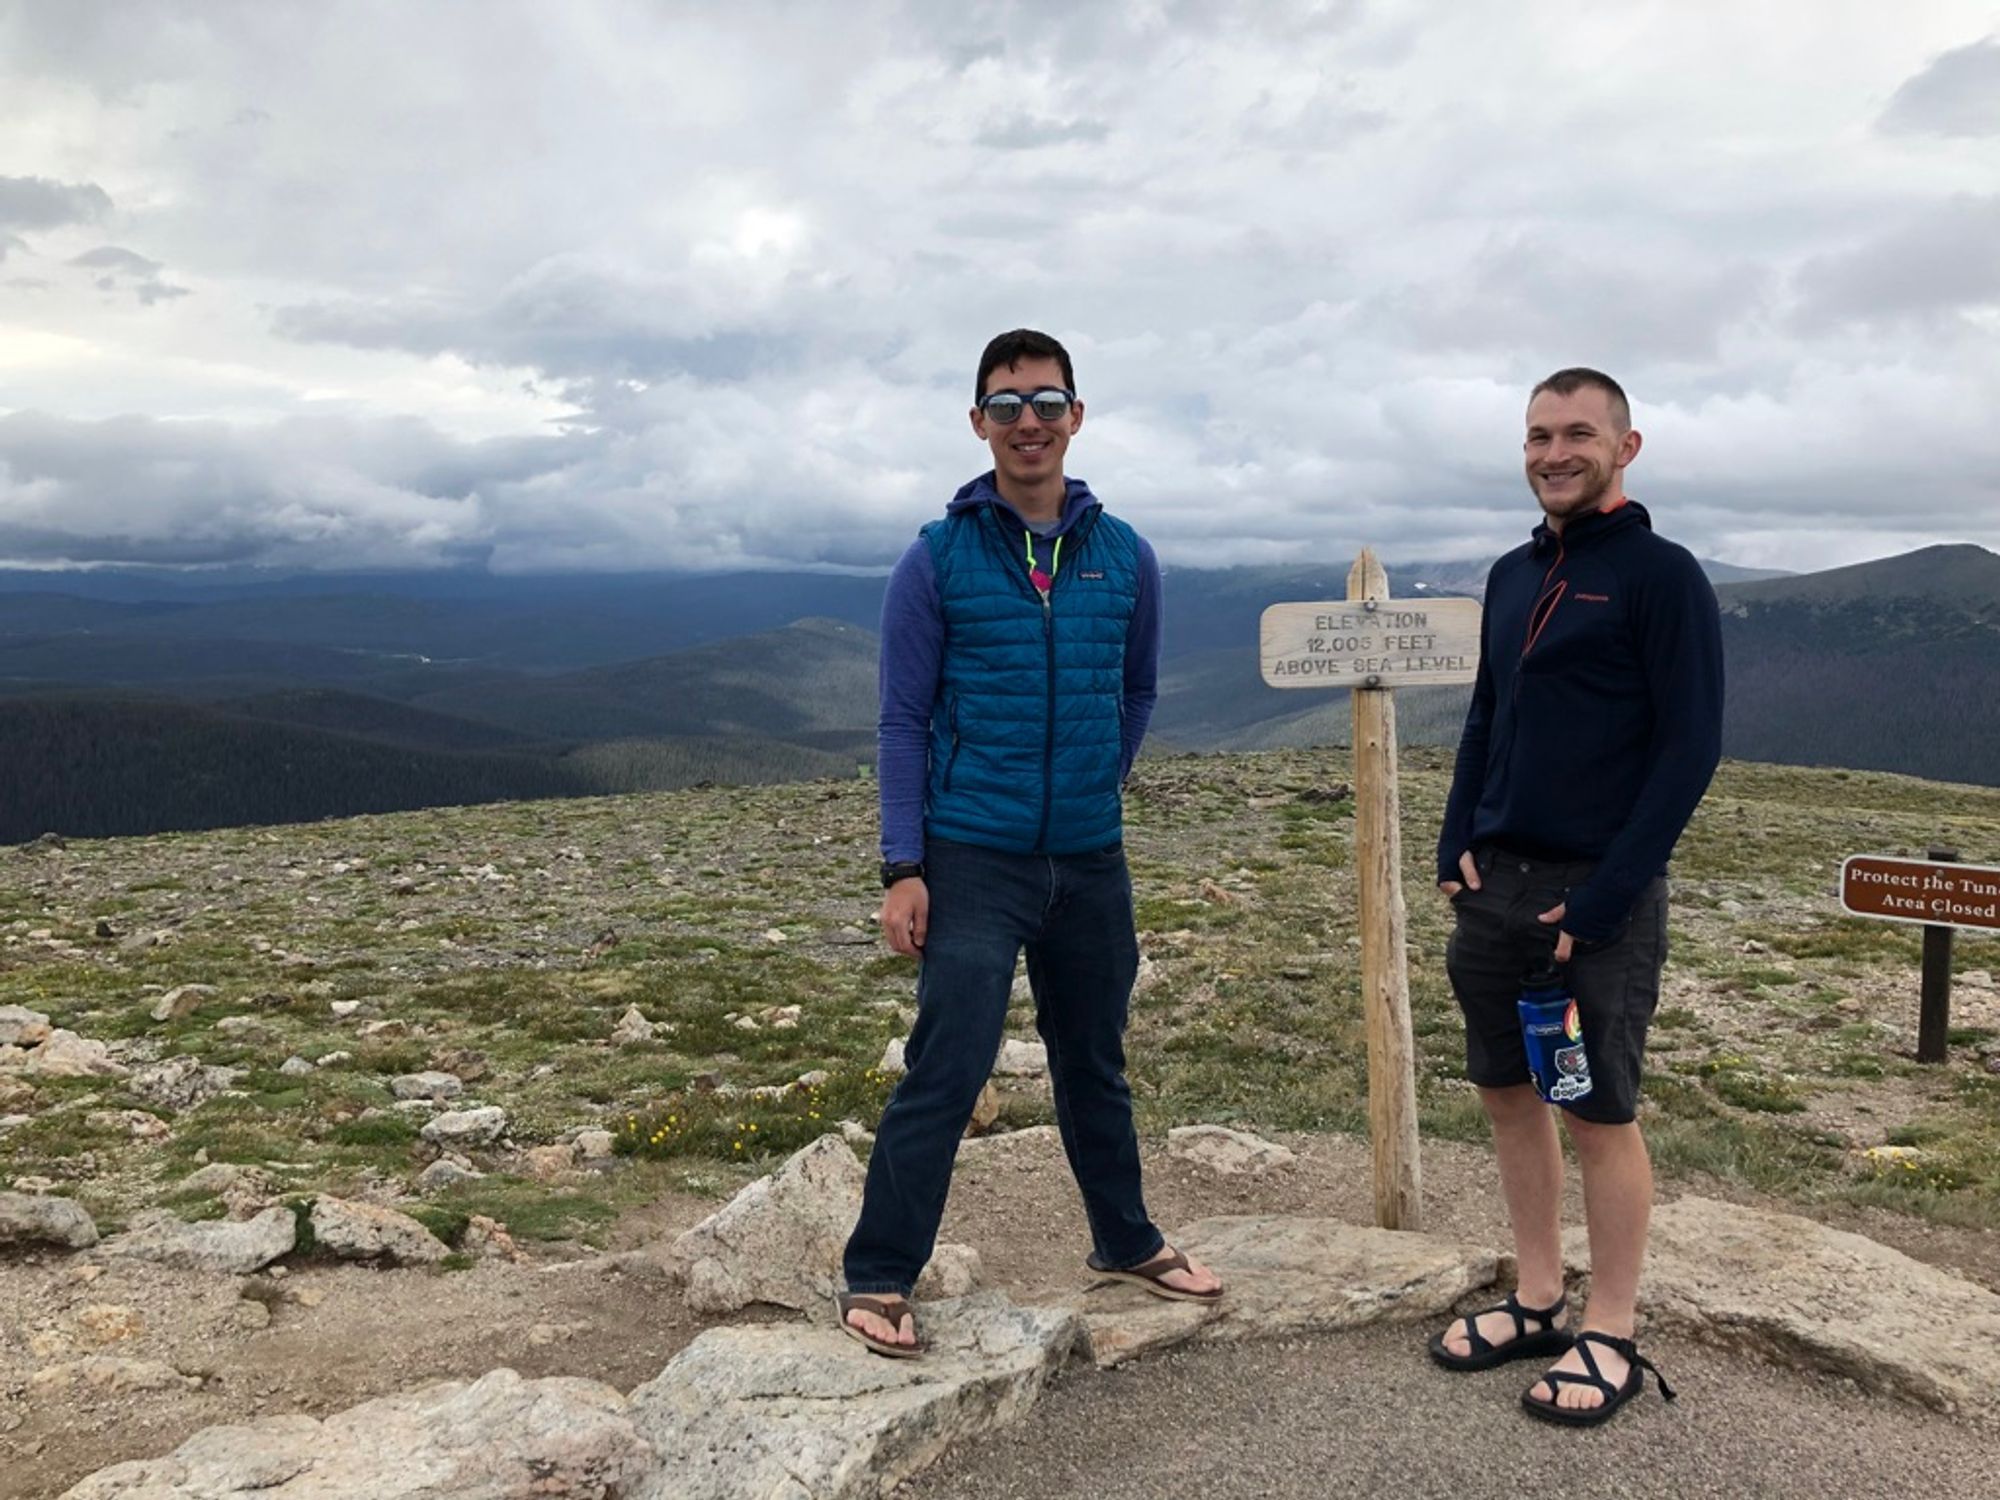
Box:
[878,473,1163,863]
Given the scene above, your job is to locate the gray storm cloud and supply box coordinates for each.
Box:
[0,2,1996,576]
[1881,35,2000,137]
[0,175,113,233]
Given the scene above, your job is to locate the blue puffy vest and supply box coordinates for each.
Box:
[922,502,1140,854]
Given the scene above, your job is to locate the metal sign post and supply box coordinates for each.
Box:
[1840,848,1996,1062]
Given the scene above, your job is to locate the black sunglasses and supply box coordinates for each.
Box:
[977,387,1075,424]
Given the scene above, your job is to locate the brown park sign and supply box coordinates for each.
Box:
[1260,597,1483,689]
[1841,855,2000,932]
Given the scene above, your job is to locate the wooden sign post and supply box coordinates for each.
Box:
[1260,551,1482,1231]
[1841,848,1997,1063]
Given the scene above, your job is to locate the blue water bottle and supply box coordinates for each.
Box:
[1519,964,1594,1108]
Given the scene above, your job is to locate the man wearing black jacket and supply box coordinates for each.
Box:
[1427,369,1723,1426]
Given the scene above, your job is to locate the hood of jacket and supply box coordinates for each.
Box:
[947,472,1100,537]
[1530,497,1652,557]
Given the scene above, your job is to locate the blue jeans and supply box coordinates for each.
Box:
[842,837,1165,1296]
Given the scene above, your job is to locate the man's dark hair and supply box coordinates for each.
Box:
[975,329,1075,402]
[1530,367,1631,431]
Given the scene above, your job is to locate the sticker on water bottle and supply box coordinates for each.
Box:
[1548,1000,1594,1103]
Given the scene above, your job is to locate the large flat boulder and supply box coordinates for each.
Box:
[0,1004,52,1047]
[309,1196,449,1265]
[626,1291,1078,1500]
[24,1030,129,1079]
[103,1206,296,1275]
[0,1191,100,1250]
[1070,1216,1498,1368]
[672,1134,865,1315]
[1167,1124,1297,1175]
[59,1368,650,1499]
[1576,1195,2000,1419]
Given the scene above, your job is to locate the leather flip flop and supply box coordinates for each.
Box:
[836,1292,923,1358]
[1085,1245,1225,1303]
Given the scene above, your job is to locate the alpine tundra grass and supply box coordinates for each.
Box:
[3,750,1997,1243]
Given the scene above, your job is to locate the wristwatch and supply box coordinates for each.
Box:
[880,860,925,888]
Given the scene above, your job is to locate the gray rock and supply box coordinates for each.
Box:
[104,1206,296,1275]
[521,1144,576,1182]
[1576,1195,2000,1418]
[610,1006,656,1045]
[278,1056,314,1077]
[149,985,219,1023]
[993,1038,1047,1077]
[416,1158,486,1194]
[176,1163,272,1205]
[627,1293,1078,1500]
[574,1129,617,1162]
[129,1055,242,1112]
[25,1030,130,1079]
[1167,1124,1298,1176]
[31,1357,199,1395]
[233,1299,271,1331]
[58,1367,651,1499]
[85,1108,171,1140]
[878,1037,907,1075]
[0,1191,100,1250]
[1070,1215,1498,1368]
[420,1105,507,1148]
[0,1004,51,1048]
[957,1124,1063,1167]
[309,1196,450,1265]
[390,1070,464,1102]
[672,1135,865,1314]
[916,1243,983,1299]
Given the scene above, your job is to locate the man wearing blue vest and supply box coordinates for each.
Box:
[838,329,1223,1356]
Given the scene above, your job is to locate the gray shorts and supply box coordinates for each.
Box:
[1444,845,1669,1124]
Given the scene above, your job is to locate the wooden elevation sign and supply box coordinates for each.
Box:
[1259,598,1483,688]
[1841,855,2000,933]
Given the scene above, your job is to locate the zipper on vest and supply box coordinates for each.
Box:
[942,693,961,792]
[1035,593,1055,851]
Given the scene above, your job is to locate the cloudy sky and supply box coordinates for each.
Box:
[1,1,1995,577]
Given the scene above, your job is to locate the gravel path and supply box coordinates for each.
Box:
[902,1321,1997,1500]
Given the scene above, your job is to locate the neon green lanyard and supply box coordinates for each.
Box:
[1025,531,1061,595]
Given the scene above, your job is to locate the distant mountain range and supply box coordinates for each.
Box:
[1711,544,2000,786]
[1,545,1993,841]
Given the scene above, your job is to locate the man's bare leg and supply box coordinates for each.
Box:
[1528,1116,1651,1409]
[1442,1083,1566,1356]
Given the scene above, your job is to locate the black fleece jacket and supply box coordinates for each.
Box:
[1437,500,1724,943]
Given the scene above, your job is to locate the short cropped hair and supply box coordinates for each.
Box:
[975,329,1076,402]
[1530,367,1631,431]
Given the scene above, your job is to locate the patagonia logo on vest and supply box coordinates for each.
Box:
[1079,570,1105,580]
[1575,592,1611,603]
